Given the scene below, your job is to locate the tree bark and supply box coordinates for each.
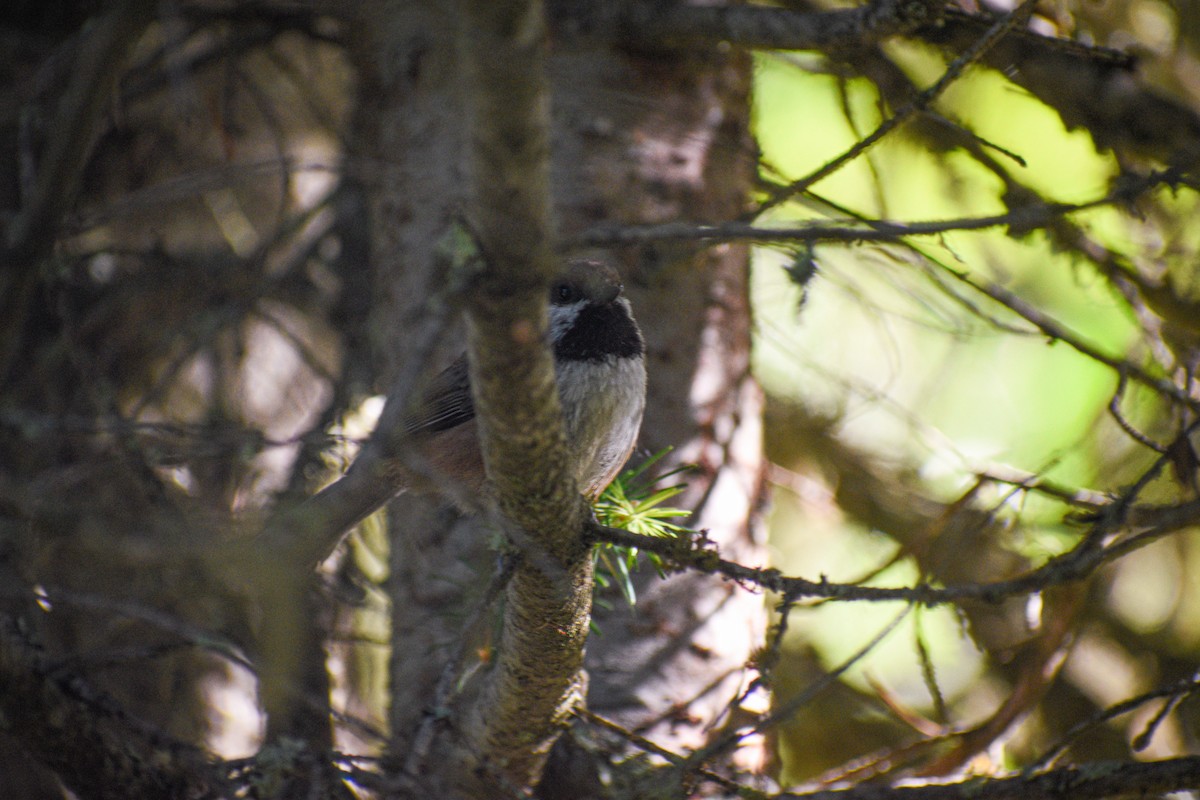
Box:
[542,21,768,789]
[346,3,766,791]
[455,0,596,790]
[342,2,488,774]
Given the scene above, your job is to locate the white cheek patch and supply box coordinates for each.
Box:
[548,301,585,344]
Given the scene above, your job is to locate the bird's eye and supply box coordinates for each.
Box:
[553,283,580,304]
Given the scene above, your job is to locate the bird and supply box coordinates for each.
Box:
[394,258,646,506]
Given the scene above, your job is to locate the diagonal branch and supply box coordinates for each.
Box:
[749,0,1038,217]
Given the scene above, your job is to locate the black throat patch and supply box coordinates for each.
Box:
[554,302,645,362]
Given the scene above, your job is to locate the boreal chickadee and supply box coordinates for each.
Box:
[398,259,646,504]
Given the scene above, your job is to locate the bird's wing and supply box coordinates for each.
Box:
[403,354,475,435]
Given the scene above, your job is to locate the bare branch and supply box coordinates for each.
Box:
[587,478,1200,607]
[1031,678,1200,770]
[576,170,1199,411]
[773,756,1200,800]
[4,0,157,263]
[751,0,1038,217]
[573,193,1106,251]
[942,266,1195,411]
[688,608,912,769]
[457,0,593,790]
[555,0,944,52]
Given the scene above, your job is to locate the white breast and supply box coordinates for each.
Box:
[556,355,647,498]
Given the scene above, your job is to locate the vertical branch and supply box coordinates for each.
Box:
[5,0,157,262]
[456,0,593,790]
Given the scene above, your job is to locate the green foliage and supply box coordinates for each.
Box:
[592,450,691,606]
[751,30,1200,786]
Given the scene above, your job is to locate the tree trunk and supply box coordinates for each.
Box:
[544,29,769,792]
[346,4,766,791]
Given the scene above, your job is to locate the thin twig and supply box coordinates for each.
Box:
[1030,678,1200,770]
[943,267,1195,411]
[748,0,1039,218]
[1107,371,1168,453]
[577,710,750,796]
[405,554,518,772]
[686,607,911,770]
[774,756,1200,799]
[5,0,159,262]
[587,463,1200,608]
[558,0,944,53]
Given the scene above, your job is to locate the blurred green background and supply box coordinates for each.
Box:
[750,33,1200,783]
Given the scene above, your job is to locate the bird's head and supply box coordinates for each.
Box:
[548,260,644,362]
